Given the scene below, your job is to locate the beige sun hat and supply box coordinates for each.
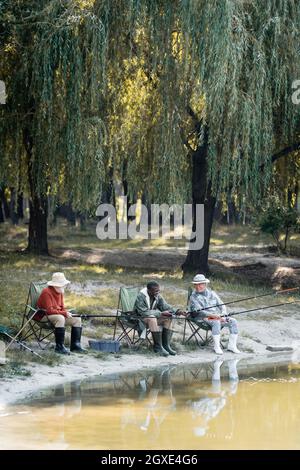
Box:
[47,272,70,287]
[192,274,210,284]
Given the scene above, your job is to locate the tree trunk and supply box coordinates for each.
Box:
[0,186,9,219]
[296,182,300,213]
[182,129,216,275]
[24,127,49,255]
[27,193,49,254]
[0,202,4,223]
[65,204,76,226]
[79,212,86,231]
[227,199,238,224]
[9,187,19,225]
[17,193,24,219]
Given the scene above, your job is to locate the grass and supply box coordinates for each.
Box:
[1,216,300,254]
[0,349,65,378]
[0,350,32,378]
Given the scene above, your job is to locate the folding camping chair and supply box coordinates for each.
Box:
[113,286,151,348]
[6,281,55,352]
[183,286,213,347]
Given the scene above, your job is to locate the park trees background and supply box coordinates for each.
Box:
[1,0,300,271]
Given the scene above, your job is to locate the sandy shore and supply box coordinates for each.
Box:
[1,309,300,408]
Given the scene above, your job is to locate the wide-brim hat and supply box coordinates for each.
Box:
[47,272,70,287]
[192,274,210,284]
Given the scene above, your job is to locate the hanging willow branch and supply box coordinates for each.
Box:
[1,0,300,212]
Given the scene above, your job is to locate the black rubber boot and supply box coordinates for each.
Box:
[70,327,87,353]
[162,328,177,356]
[151,371,163,389]
[54,327,70,355]
[151,331,169,357]
[161,369,172,392]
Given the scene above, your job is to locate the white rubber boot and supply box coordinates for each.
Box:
[212,359,223,393]
[227,334,240,354]
[228,359,239,380]
[213,335,223,355]
[212,358,224,380]
[228,359,240,395]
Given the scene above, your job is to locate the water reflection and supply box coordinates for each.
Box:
[188,359,239,439]
[121,367,176,438]
[1,359,300,449]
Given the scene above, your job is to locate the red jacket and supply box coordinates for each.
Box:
[36,286,67,320]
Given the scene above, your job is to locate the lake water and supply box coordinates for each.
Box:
[1,359,300,449]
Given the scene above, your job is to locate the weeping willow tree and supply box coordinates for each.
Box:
[105,0,300,273]
[1,0,300,269]
[0,0,110,253]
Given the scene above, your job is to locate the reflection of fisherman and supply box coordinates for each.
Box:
[189,274,240,355]
[189,359,239,438]
[139,368,176,435]
[134,281,184,356]
[26,381,82,450]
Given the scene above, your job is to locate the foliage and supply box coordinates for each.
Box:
[258,198,300,252]
[0,0,108,210]
[105,0,300,203]
[1,2,300,205]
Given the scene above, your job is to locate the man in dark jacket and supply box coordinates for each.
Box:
[134,281,184,356]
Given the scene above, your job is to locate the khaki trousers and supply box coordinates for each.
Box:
[143,316,173,332]
[41,314,82,328]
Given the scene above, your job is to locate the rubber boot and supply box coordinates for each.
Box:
[213,334,223,355]
[212,358,223,393]
[228,359,240,380]
[162,328,177,356]
[151,331,169,357]
[161,368,172,393]
[54,327,70,355]
[227,334,240,354]
[228,359,240,395]
[70,327,87,353]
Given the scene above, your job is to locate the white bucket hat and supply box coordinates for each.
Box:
[47,272,70,288]
[192,274,210,284]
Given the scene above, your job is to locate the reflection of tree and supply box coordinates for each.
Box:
[187,359,239,439]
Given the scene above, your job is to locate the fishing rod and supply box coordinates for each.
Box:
[189,286,299,313]
[71,287,300,320]
[72,312,186,320]
[0,326,43,359]
[221,299,300,318]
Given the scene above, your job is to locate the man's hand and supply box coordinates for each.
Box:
[175,309,186,316]
[66,311,73,318]
[161,311,173,317]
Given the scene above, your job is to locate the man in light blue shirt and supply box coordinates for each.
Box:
[189,274,240,355]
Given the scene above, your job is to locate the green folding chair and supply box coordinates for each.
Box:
[113,286,151,348]
[183,286,213,347]
[6,281,55,351]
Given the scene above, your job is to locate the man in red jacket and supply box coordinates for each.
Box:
[37,272,86,354]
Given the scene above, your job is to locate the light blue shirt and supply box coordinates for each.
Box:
[189,288,227,318]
